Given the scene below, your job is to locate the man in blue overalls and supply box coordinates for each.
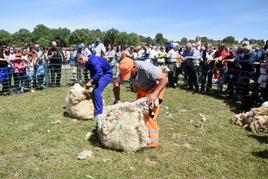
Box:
[76,54,113,117]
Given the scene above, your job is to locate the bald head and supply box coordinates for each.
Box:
[51,41,57,48]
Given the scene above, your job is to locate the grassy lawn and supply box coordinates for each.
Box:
[0,84,267,178]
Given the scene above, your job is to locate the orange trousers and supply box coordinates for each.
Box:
[136,88,165,148]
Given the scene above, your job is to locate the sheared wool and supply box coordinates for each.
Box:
[230,102,268,133]
[96,98,150,152]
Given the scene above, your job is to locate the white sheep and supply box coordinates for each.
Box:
[64,83,94,120]
[96,98,150,152]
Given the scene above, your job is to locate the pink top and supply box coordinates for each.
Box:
[13,59,25,73]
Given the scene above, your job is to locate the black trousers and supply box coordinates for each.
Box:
[50,63,62,85]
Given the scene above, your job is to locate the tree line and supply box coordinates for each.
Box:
[0,24,265,48]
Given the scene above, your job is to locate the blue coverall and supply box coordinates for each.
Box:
[85,56,113,116]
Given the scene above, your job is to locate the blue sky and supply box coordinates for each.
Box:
[1,0,268,41]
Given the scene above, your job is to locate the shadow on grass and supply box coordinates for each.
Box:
[177,83,243,114]
[249,134,268,159]
[87,129,150,153]
[88,129,103,148]
[248,134,268,144]
[252,150,268,159]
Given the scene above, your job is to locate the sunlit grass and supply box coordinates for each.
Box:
[0,85,267,178]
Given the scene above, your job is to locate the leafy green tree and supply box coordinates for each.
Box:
[12,28,31,46]
[146,37,156,45]
[127,33,140,46]
[256,39,265,47]
[222,36,236,45]
[91,29,105,42]
[201,36,208,45]
[0,30,13,45]
[51,27,71,47]
[180,37,188,45]
[114,32,128,46]
[69,29,94,46]
[103,28,119,46]
[155,33,167,45]
[31,24,53,44]
[36,37,51,47]
[249,39,257,45]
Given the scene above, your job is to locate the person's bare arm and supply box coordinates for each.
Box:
[0,52,8,62]
[113,77,122,103]
[148,72,168,104]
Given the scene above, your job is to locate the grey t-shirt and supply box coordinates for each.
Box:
[130,61,160,91]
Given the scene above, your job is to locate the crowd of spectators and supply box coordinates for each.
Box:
[1,37,268,109]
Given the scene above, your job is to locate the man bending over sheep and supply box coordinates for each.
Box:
[76,54,113,117]
[113,51,168,148]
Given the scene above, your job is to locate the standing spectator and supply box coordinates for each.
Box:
[106,44,116,78]
[13,51,28,93]
[235,45,256,107]
[224,48,239,98]
[182,43,201,91]
[166,43,179,87]
[35,44,42,59]
[141,44,150,62]
[24,53,35,90]
[132,46,140,60]
[157,46,166,66]
[0,43,10,95]
[7,46,16,91]
[72,43,90,83]
[258,50,268,103]
[65,48,71,65]
[200,44,215,93]
[106,44,116,64]
[35,56,46,89]
[114,45,122,78]
[195,36,202,51]
[69,47,75,66]
[89,37,106,57]
[213,44,229,95]
[149,46,158,65]
[48,41,64,87]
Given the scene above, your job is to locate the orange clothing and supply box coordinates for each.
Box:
[136,88,165,148]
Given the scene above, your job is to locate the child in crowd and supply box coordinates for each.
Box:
[13,51,28,93]
[35,56,45,89]
[25,53,35,90]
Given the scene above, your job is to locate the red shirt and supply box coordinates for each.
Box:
[214,49,228,59]
[214,49,229,66]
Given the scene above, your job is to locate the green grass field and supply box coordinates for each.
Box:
[0,85,267,178]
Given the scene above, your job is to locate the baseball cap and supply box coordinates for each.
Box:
[119,57,134,81]
[77,43,84,49]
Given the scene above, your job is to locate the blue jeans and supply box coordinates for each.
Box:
[93,73,113,116]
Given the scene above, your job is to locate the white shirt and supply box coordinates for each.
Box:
[166,49,177,63]
[90,43,106,57]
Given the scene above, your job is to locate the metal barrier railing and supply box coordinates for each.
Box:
[0,63,90,95]
[0,58,264,108]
